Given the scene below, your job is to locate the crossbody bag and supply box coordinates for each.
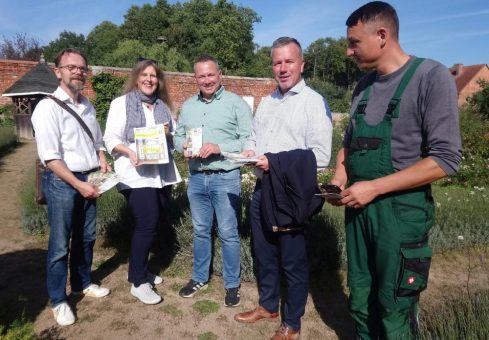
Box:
[35,95,96,204]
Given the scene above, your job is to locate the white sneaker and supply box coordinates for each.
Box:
[72,284,110,298]
[126,272,163,285]
[52,302,75,326]
[131,283,162,304]
[147,272,163,285]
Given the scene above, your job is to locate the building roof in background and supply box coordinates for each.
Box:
[450,64,488,92]
[2,60,58,97]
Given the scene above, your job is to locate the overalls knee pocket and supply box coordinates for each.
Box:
[396,243,432,298]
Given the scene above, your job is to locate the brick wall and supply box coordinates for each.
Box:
[0,60,276,111]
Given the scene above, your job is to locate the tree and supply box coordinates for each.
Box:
[85,21,122,65]
[120,0,173,46]
[102,39,191,72]
[239,46,272,78]
[0,33,42,61]
[43,31,86,63]
[304,37,362,88]
[102,40,148,68]
[117,0,259,74]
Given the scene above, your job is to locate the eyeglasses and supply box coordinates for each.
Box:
[58,65,89,74]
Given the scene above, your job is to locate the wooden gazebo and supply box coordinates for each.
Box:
[2,56,58,139]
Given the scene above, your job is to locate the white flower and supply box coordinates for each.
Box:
[470,191,475,195]
[458,235,464,241]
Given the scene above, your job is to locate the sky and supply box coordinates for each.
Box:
[0,0,488,67]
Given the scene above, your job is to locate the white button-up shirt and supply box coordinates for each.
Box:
[31,87,103,172]
[103,95,181,190]
[245,79,333,176]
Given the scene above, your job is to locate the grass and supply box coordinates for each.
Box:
[191,300,220,316]
[197,332,218,340]
[420,289,489,339]
[0,319,34,340]
[160,304,184,318]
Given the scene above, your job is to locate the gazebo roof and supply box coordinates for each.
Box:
[2,59,58,97]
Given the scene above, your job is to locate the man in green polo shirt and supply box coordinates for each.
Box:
[174,55,252,307]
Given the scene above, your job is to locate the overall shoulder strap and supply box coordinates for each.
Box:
[48,95,95,145]
[386,57,425,118]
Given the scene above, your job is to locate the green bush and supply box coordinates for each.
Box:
[307,78,352,113]
[468,79,489,119]
[91,72,126,129]
[447,109,489,186]
[0,105,15,127]
[0,126,17,156]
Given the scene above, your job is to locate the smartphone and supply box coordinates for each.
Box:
[317,184,343,200]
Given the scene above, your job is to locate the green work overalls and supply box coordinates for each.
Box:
[345,58,434,340]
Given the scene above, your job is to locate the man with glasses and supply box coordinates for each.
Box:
[31,48,111,326]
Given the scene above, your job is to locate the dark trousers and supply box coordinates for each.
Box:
[122,186,171,286]
[250,183,309,330]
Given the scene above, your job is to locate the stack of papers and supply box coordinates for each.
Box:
[222,152,260,165]
[88,171,120,194]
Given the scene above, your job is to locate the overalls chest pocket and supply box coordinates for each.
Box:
[348,135,389,181]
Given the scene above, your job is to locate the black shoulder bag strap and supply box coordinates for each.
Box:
[47,95,95,145]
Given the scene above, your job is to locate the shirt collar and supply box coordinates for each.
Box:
[272,78,306,100]
[53,86,86,105]
[198,85,224,103]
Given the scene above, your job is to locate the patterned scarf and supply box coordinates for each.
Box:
[124,89,173,143]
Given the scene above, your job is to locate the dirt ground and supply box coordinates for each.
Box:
[0,142,487,340]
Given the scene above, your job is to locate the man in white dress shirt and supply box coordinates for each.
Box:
[31,48,110,326]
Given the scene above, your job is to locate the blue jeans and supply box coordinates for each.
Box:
[187,169,241,288]
[44,170,97,307]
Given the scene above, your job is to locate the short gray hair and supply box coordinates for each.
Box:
[271,37,303,58]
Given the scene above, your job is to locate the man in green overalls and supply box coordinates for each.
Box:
[328,2,462,339]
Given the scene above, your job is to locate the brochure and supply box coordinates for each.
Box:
[88,171,120,194]
[134,124,169,164]
[222,152,260,165]
[186,128,203,156]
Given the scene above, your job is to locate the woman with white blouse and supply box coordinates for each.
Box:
[103,59,181,304]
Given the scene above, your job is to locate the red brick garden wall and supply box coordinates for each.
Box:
[0,59,276,112]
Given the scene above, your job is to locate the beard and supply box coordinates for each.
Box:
[67,78,85,92]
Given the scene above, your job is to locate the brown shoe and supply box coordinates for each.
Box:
[270,325,300,340]
[234,305,279,323]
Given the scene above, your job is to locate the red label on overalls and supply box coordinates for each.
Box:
[407,276,416,285]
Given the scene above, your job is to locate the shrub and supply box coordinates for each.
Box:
[307,78,352,113]
[91,72,126,128]
[447,109,489,186]
[468,79,489,119]
[0,104,15,127]
[0,126,17,156]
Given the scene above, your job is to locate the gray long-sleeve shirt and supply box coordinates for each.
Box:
[343,56,462,176]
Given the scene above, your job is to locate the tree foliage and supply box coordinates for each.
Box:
[85,21,122,65]
[43,31,86,63]
[0,33,42,61]
[303,37,362,87]
[116,0,260,74]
